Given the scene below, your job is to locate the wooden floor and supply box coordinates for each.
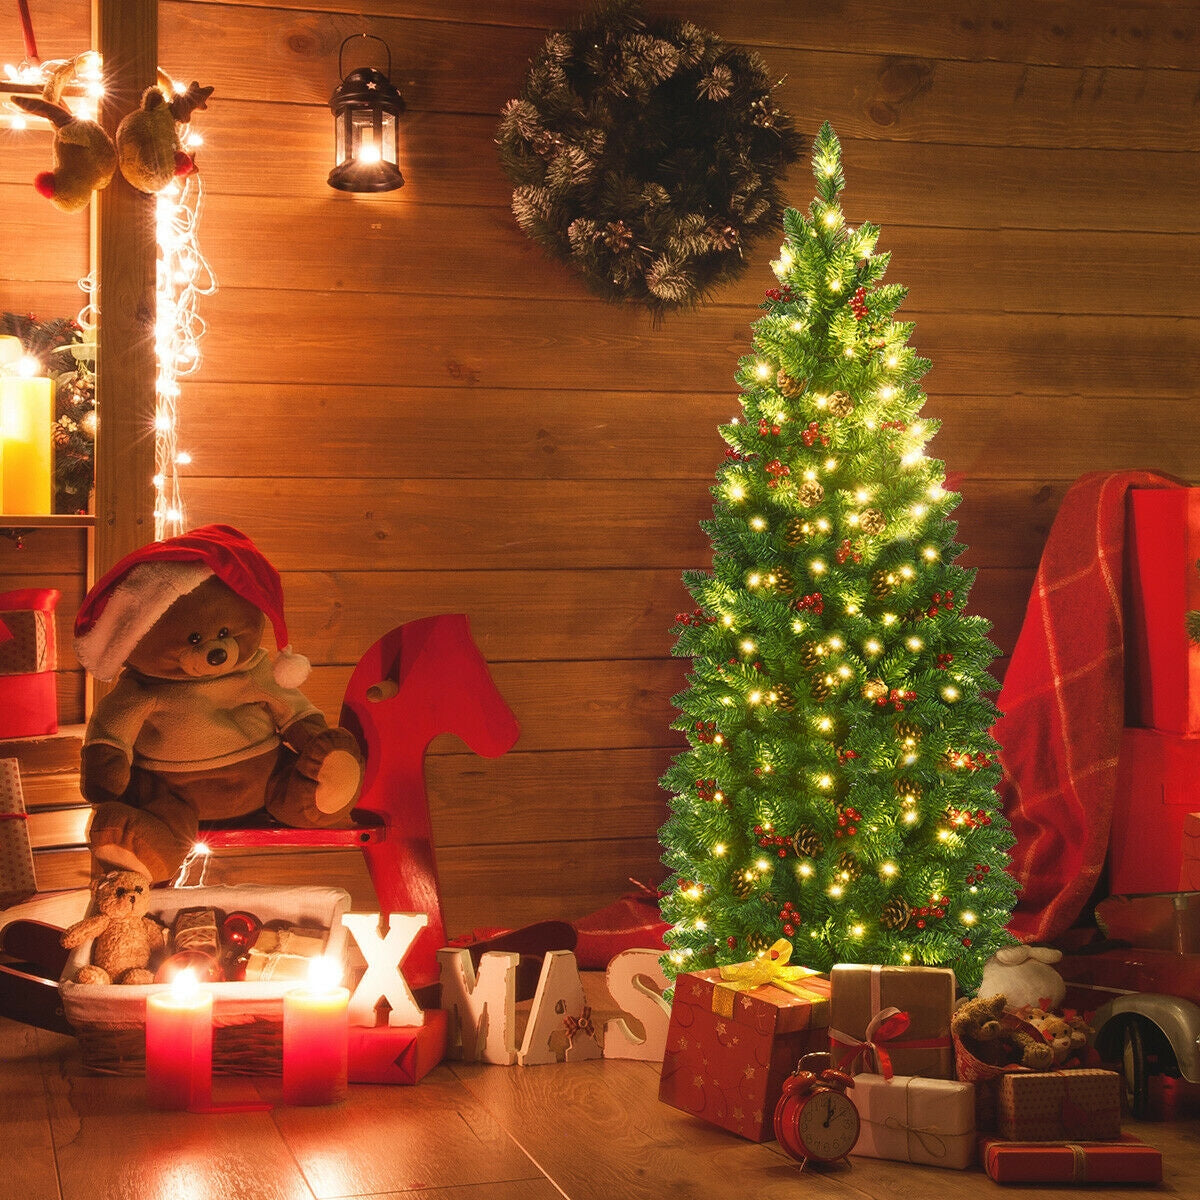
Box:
[4,985,1199,1200]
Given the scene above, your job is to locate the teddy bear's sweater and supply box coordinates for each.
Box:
[84,649,320,772]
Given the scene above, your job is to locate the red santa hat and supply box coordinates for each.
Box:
[74,524,310,686]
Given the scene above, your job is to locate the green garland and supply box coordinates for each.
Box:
[1,312,95,514]
[497,1,802,315]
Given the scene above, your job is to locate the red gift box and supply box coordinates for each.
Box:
[997,1069,1122,1143]
[659,967,831,1142]
[347,1008,447,1084]
[1125,488,1200,733]
[1110,727,1200,895]
[0,589,58,740]
[1182,812,1200,890]
[979,1133,1162,1185]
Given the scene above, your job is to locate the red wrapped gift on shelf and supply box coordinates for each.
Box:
[0,589,58,740]
[659,942,831,1142]
[852,1073,975,1169]
[1125,487,1200,733]
[1182,812,1200,890]
[828,963,956,1080]
[1109,727,1200,895]
[996,1069,1122,1143]
[347,1009,447,1084]
[979,1133,1163,1186]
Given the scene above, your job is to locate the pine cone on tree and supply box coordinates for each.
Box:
[773,683,796,711]
[799,480,824,507]
[880,897,912,931]
[810,673,833,701]
[862,679,887,703]
[784,516,808,547]
[870,569,893,597]
[834,851,861,881]
[792,826,824,858]
[798,642,823,670]
[860,508,886,535]
[895,718,922,744]
[773,566,794,593]
[776,369,805,397]
[743,930,772,954]
[730,870,755,899]
[827,390,854,417]
[894,778,923,803]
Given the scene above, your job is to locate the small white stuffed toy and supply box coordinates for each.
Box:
[980,945,1067,1010]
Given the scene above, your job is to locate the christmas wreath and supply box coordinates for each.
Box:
[1,312,95,513]
[497,1,802,314]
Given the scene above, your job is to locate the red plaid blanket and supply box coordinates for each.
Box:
[995,470,1181,941]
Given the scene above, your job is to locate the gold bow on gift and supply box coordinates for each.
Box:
[713,939,823,1016]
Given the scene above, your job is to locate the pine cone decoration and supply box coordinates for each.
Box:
[895,719,922,744]
[810,673,833,701]
[730,870,755,900]
[894,778,923,803]
[773,566,794,593]
[744,930,772,954]
[862,679,888,703]
[827,390,854,417]
[773,683,796,711]
[834,851,861,882]
[784,516,808,547]
[860,508,886,535]
[798,642,823,670]
[870,569,893,597]
[880,897,912,931]
[792,827,824,857]
[799,480,824,508]
[777,370,805,397]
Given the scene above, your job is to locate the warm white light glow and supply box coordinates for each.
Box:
[880,862,897,877]
[740,640,757,654]
[171,967,200,1002]
[755,361,772,380]
[15,355,40,378]
[749,515,766,531]
[713,843,727,857]
[865,639,881,654]
[850,923,865,937]
[828,884,843,898]
[943,686,960,701]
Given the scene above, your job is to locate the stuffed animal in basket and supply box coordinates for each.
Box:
[951,994,1055,1070]
[1026,1006,1096,1068]
[73,524,364,882]
[60,869,165,984]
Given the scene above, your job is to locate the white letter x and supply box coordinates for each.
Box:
[342,912,428,1027]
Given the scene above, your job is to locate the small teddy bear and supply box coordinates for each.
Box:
[116,76,213,193]
[952,993,1055,1071]
[1027,1007,1095,1068]
[60,870,165,984]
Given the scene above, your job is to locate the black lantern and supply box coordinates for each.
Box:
[328,34,405,193]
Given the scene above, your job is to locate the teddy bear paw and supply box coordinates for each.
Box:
[116,967,155,985]
[314,748,362,815]
[75,964,112,985]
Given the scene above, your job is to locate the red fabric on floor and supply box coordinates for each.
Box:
[994,470,1182,942]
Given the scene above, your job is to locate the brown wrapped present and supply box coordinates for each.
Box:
[997,1069,1122,1142]
[172,907,219,955]
[242,924,329,981]
[980,1133,1162,1185]
[829,963,955,1079]
[853,1072,975,1169]
[659,942,831,1142]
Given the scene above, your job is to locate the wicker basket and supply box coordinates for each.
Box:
[59,884,351,1076]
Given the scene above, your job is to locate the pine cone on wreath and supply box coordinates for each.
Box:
[792,826,824,858]
[810,673,833,701]
[870,569,893,597]
[895,718,921,744]
[834,851,862,882]
[894,777,923,803]
[743,930,772,955]
[798,642,823,670]
[880,897,912,931]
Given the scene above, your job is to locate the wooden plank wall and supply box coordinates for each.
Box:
[2,1,1197,934]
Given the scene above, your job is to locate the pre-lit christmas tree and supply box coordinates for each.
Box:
[659,123,1017,993]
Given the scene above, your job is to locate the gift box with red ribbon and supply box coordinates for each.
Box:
[828,963,955,1080]
[0,589,59,740]
[996,1069,1122,1143]
[979,1133,1162,1186]
[0,757,36,908]
[852,1072,975,1169]
[659,942,831,1142]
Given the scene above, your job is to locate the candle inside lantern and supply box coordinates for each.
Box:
[0,355,53,516]
[282,955,349,1106]
[145,967,213,1111]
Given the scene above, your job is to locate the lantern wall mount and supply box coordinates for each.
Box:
[328,34,405,193]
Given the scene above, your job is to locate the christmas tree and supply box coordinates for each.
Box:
[659,123,1017,993]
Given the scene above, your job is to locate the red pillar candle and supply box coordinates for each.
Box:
[145,967,213,1110]
[282,956,350,1105]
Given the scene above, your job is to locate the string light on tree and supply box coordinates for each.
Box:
[659,123,1016,993]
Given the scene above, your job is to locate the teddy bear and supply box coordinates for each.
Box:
[60,870,165,984]
[951,994,1055,1071]
[11,93,117,212]
[116,75,213,193]
[73,524,364,882]
[1026,1006,1095,1067]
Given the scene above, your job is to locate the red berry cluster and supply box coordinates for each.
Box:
[695,779,722,803]
[801,421,829,447]
[876,687,917,711]
[965,862,993,886]
[755,825,792,858]
[880,420,907,432]
[794,592,824,614]
[835,805,862,838]
[913,892,950,930]
[849,286,869,320]
[835,538,862,565]
[946,806,993,829]
[778,900,803,937]
[935,653,955,670]
[928,590,955,616]
[693,720,720,743]
[836,748,859,764]
[675,608,717,626]
[946,751,991,772]
[727,935,738,949]
[765,458,790,487]
[765,285,794,303]
[759,417,782,437]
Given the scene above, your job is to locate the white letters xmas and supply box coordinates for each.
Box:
[342,912,670,1066]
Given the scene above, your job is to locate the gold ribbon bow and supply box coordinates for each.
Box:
[713,939,822,1016]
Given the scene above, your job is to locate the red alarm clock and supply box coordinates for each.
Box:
[773,1054,860,1168]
